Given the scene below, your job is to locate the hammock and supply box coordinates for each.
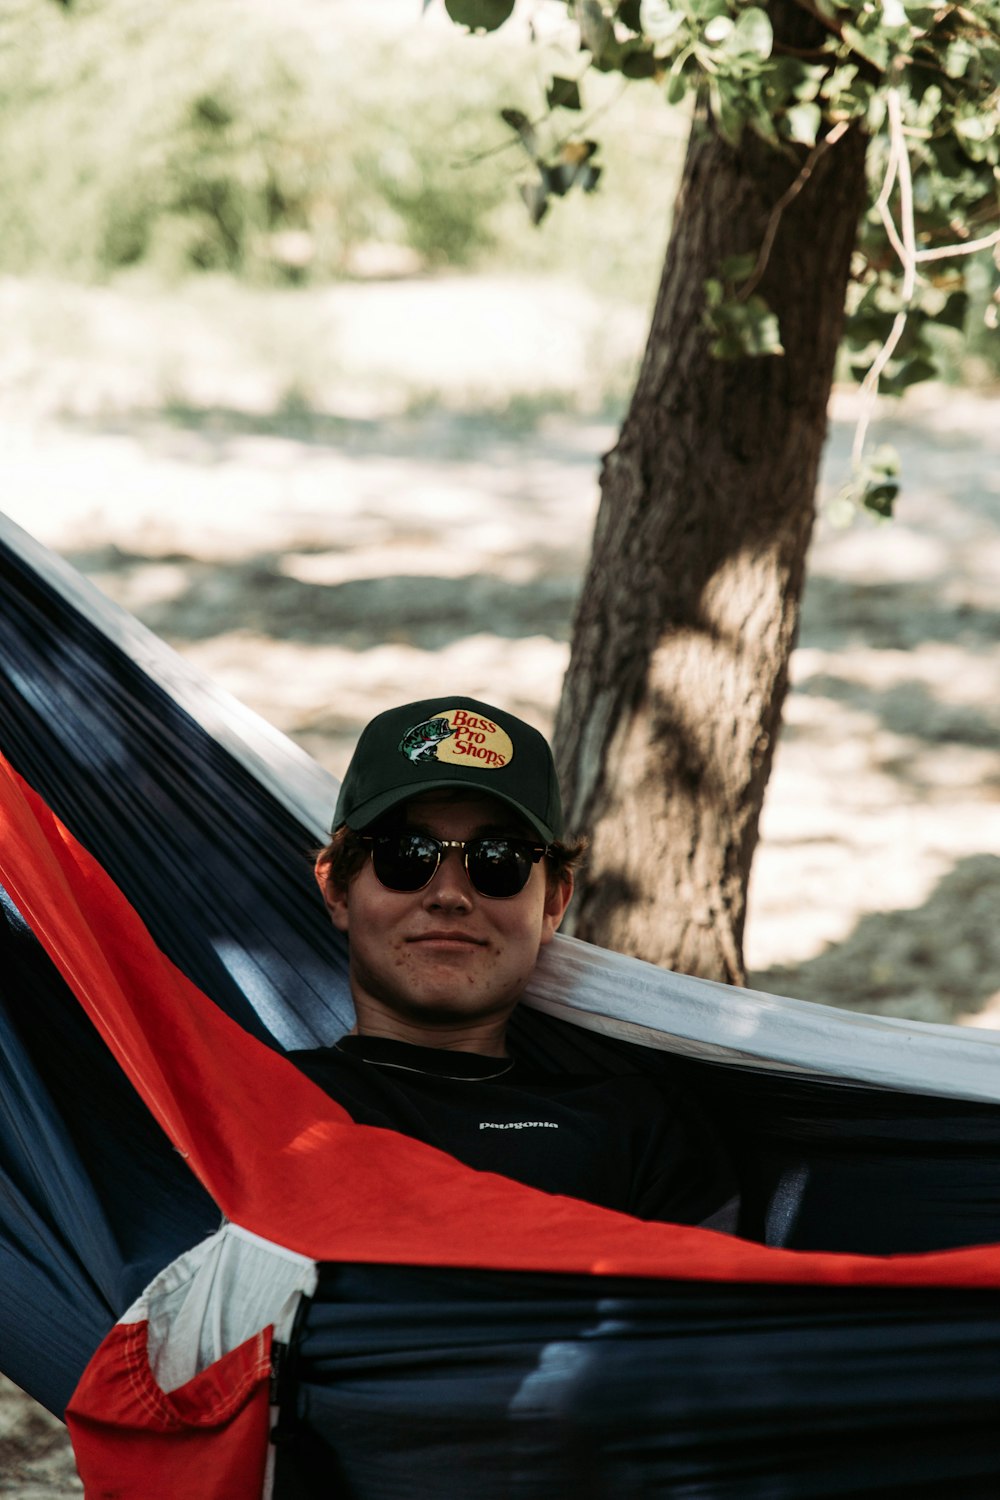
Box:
[2,511,1000,1498]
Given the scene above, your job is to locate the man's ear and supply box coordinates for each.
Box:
[315,858,350,934]
[539,870,573,948]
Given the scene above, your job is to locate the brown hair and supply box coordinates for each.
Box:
[315,824,586,897]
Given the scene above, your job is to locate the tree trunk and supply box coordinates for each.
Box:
[554,54,869,983]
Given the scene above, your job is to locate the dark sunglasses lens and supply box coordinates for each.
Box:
[466,838,534,898]
[370,834,440,892]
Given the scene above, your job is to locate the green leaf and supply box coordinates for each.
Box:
[709,78,744,146]
[728,7,772,59]
[519,178,549,225]
[747,101,781,148]
[718,251,757,281]
[952,112,999,164]
[541,139,602,197]
[542,162,572,197]
[785,101,821,145]
[865,91,887,132]
[936,290,969,332]
[823,63,858,100]
[640,0,686,46]
[741,297,784,356]
[577,0,617,62]
[704,14,734,43]
[702,282,785,358]
[444,0,516,32]
[911,83,943,133]
[791,64,828,103]
[841,22,889,71]
[831,446,902,523]
[870,445,900,477]
[861,477,899,519]
[944,40,975,80]
[665,60,690,103]
[547,76,582,110]
[902,3,941,27]
[825,492,858,529]
[879,355,938,393]
[955,114,995,144]
[500,108,538,157]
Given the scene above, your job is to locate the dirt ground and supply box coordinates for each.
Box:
[1,272,999,1489]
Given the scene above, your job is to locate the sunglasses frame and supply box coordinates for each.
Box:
[361,832,549,899]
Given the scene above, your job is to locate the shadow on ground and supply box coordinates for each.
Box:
[63,546,580,649]
[751,854,1000,1026]
[799,574,1000,654]
[62,398,617,468]
[0,1377,81,1495]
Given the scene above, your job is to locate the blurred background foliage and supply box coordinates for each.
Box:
[0,0,994,386]
[0,0,682,298]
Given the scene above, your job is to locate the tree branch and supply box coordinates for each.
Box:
[851,85,999,472]
[917,226,1000,262]
[853,89,917,468]
[737,120,850,302]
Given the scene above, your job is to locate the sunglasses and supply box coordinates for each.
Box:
[362,832,548,899]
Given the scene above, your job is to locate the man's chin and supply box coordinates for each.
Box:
[368,985,515,1030]
[398,994,506,1025]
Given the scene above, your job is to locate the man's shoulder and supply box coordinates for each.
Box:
[287,1042,348,1071]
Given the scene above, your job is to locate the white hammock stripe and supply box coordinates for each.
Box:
[6,507,1000,1104]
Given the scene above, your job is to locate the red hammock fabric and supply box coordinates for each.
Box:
[5,748,1000,1291]
[5,747,1000,1496]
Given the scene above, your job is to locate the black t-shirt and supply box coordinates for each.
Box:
[290,1035,737,1228]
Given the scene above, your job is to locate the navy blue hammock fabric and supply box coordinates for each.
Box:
[2,511,1000,1497]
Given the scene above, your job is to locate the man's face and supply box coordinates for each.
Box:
[316,792,571,1047]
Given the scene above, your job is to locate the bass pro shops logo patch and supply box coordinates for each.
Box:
[399,709,514,770]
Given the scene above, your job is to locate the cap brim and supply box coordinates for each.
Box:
[342,780,557,844]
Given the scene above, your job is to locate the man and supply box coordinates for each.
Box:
[290,697,736,1227]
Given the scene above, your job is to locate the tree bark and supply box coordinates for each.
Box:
[554,45,870,983]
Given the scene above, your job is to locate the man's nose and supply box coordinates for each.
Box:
[421,847,474,910]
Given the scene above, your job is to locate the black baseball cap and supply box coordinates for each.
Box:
[333,697,564,842]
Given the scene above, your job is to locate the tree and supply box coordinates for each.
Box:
[442,0,1000,983]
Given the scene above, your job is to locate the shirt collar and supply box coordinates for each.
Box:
[336,1034,514,1080]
